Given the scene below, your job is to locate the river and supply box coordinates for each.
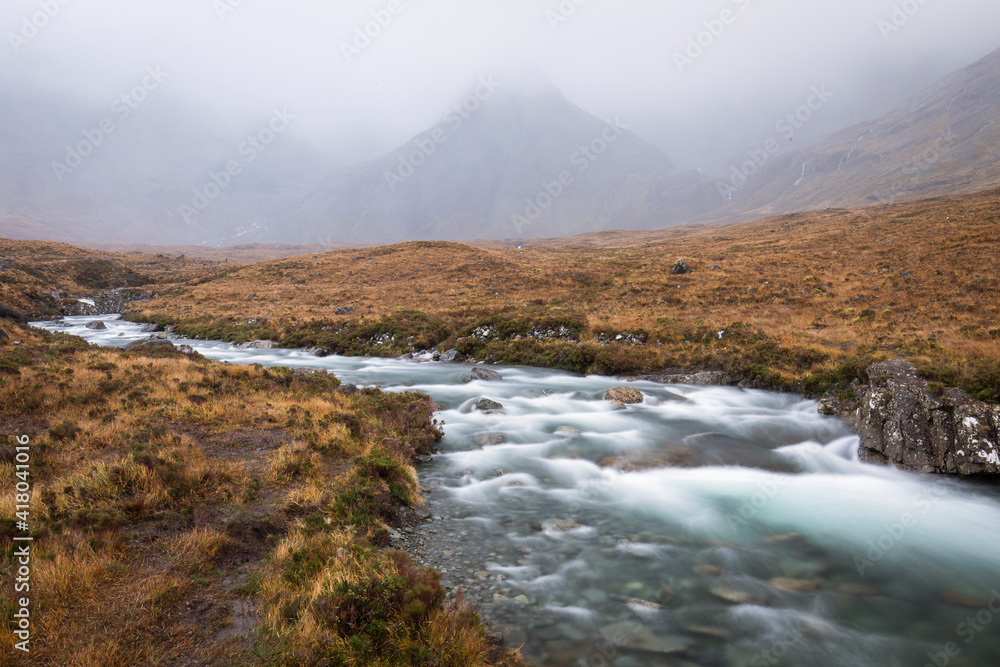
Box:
[33,315,1000,666]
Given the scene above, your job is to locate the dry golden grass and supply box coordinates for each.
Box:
[0,327,524,665]
[123,187,1000,399]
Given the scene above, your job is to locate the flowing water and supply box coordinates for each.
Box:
[35,316,1000,666]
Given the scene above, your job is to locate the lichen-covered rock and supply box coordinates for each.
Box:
[604,386,644,404]
[856,360,1000,475]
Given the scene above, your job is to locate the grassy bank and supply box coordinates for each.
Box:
[0,324,525,666]
[119,188,1000,404]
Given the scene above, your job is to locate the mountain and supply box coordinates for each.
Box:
[726,45,1000,216]
[283,78,722,244]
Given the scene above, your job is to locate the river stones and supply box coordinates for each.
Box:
[440,349,460,362]
[709,584,768,605]
[555,425,581,435]
[598,622,687,654]
[463,367,503,382]
[770,577,819,593]
[474,398,504,411]
[541,519,582,532]
[86,320,107,330]
[605,386,644,404]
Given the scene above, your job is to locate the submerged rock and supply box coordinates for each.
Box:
[463,367,503,383]
[541,519,583,532]
[555,425,581,435]
[604,386,644,404]
[475,433,508,447]
[709,584,768,606]
[857,360,1000,475]
[598,622,687,654]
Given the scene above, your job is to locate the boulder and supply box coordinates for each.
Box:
[334,306,357,315]
[474,398,504,411]
[235,340,278,350]
[0,303,28,324]
[463,367,503,383]
[856,360,1000,475]
[86,321,107,330]
[604,386,644,404]
[123,338,176,351]
[670,259,692,275]
[440,349,460,363]
[0,329,8,341]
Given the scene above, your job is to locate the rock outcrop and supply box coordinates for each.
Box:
[856,360,1000,475]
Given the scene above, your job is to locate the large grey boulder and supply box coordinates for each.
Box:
[86,321,107,330]
[0,303,28,324]
[463,367,503,383]
[857,360,1000,475]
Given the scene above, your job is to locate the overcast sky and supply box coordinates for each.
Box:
[2,0,999,171]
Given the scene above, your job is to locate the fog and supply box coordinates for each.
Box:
[2,0,999,171]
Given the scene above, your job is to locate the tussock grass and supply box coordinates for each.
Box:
[0,327,524,665]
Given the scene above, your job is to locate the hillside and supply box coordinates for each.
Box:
[119,186,1000,403]
[731,45,1000,215]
